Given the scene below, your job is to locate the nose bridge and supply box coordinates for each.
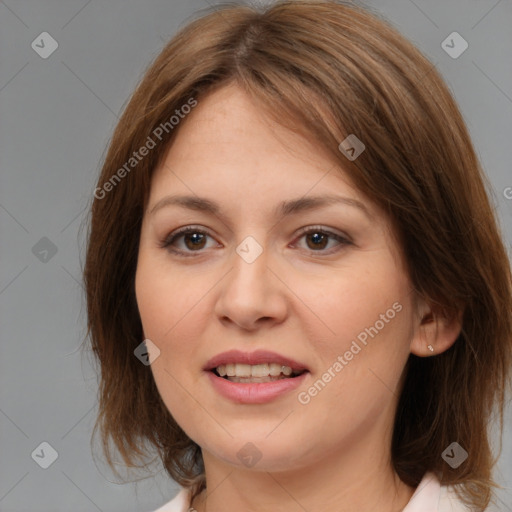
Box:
[229,233,270,293]
[235,234,266,267]
[214,232,287,328]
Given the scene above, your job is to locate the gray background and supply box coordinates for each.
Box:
[1,0,511,511]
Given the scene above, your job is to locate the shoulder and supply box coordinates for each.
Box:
[403,472,473,512]
[154,478,475,512]
[438,484,473,512]
[151,487,192,512]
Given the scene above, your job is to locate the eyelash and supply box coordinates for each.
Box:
[159,225,352,257]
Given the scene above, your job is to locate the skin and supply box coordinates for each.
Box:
[135,82,462,512]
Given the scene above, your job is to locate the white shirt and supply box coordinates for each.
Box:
[151,471,471,511]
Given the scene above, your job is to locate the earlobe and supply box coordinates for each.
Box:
[410,302,464,357]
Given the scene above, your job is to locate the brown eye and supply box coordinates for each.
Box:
[182,232,207,250]
[294,227,352,254]
[161,227,216,256]
[305,232,329,250]
[161,225,351,257]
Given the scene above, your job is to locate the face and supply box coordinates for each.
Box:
[135,83,421,473]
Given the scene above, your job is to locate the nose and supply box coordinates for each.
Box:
[213,239,288,331]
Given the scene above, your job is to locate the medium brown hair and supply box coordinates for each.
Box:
[83,1,512,509]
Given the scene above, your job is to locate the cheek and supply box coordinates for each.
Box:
[135,259,204,438]
[135,253,205,341]
[305,265,412,356]
[298,263,415,421]
[135,253,210,385]
[293,273,413,442]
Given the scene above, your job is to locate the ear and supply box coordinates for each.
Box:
[410,298,464,357]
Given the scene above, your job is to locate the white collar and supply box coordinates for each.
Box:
[154,471,469,512]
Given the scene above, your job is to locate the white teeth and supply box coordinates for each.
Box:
[235,364,251,377]
[251,364,269,377]
[228,376,280,383]
[281,366,293,376]
[215,363,297,378]
[269,363,282,376]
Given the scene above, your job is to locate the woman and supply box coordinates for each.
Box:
[83,1,512,511]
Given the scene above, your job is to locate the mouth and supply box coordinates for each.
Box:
[210,364,308,383]
[206,364,310,404]
[203,349,310,387]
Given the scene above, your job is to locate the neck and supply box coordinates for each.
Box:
[190,442,415,512]
[190,390,415,512]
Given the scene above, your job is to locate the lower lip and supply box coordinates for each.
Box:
[206,370,309,404]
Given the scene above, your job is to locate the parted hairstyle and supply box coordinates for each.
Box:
[83,1,512,510]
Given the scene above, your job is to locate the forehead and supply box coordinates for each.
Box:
[144,84,404,265]
[151,83,363,202]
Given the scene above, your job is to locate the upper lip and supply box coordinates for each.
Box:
[203,349,309,372]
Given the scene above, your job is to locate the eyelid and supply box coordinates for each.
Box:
[160,224,352,256]
[159,225,214,251]
[293,225,352,244]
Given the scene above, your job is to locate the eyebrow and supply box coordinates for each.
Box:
[149,194,373,220]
